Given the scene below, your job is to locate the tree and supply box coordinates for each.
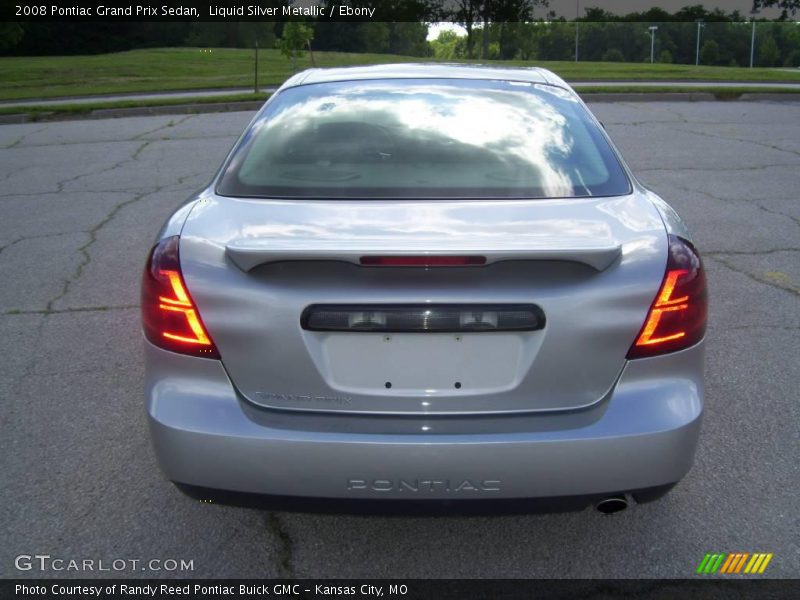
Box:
[758,36,780,66]
[277,22,314,70]
[584,7,615,21]
[658,49,673,63]
[450,0,480,58]
[634,7,673,22]
[184,23,275,49]
[700,39,720,65]
[753,1,800,18]
[784,49,800,67]
[448,1,545,59]
[312,23,365,53]
[430,29,466,59]
[0,22,24,51]
[491,0,537,59]
[601,48,625,62]
[184,24,225,47]
[388,22,430,56]
[358,22,390,54]
[674,5,710,21]
[536,22,575,61]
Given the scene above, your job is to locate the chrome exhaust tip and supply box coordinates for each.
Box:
[595,495,629,514]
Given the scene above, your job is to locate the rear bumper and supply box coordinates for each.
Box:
[146,340,703,502]
[171,482,676,514]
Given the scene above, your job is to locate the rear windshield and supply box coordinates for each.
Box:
[217,78,631,199]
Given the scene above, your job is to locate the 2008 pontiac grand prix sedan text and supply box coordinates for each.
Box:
[141,64,707,513]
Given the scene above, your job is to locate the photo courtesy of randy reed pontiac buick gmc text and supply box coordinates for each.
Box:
[15,584,402,596]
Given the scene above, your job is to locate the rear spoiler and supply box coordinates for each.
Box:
[225,240,622,272]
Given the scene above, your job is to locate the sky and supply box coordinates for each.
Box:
[543,0,782,19]
[426,1,788,39]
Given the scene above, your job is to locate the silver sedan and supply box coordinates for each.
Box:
[142,64,707,514]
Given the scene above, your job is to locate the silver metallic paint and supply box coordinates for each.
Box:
[146,339,703,499]
[177,193,667,415]
[144,65,705,501]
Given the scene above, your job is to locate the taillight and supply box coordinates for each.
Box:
[141,236,220,359]
[626,235,707,359]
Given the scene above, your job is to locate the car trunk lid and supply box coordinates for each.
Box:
[178,192,667,415]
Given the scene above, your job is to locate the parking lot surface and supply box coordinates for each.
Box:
[1,101,798,578]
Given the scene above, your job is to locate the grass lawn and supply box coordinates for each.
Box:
[0,92,271,119]
[5,87,797,122]
[1,47,799,101]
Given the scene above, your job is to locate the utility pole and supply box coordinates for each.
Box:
[649,26,658,64]
[254,39,259,93]
[695,19,705,66]
[750,8,759,68]
[574,0,579,62]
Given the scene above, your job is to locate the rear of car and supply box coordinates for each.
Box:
[142,66,707,511]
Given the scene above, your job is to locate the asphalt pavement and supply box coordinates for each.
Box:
[0,101,798,578]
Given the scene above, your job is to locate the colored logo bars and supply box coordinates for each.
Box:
[696,553,773,575]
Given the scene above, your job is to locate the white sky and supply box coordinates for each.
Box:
[546,1,783,19]
[427,22,468,41]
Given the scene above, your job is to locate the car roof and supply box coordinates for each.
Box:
[279,63,571,91]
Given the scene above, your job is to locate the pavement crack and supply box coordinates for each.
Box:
[670,184,726,204]
[613,102,689,124]
[174,171,208,188]
[44,186,162,310]
[639,163,799,174]
[3,133,197,311]
[0,187,189,200]
[668,123,800,159]
[131,115,192,140]
[646,103,690,124]
[0,164,28,185]
[669,184,800,229]
[0,231,84,258]
[41,136,176,309]
[705,248,800,257]
[55,139,150,194]
[3,304,137,316]
[753,202,800,228]
[264,512,294,578]
[2,124,49,149]
[708,324,800,332]
[705,255,800,298]
[132,140,152,160]
[5,313,48,394]
[0,132,236,151]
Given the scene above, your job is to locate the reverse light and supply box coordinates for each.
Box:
[141,236,220,359]
[627,235,707,359]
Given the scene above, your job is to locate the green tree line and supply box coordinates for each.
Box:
[1,1,797,66]
[0,21,430,57]
[432,19,800,67]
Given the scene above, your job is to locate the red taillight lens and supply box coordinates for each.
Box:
[141,236,220,359]
[627,235,707,359]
